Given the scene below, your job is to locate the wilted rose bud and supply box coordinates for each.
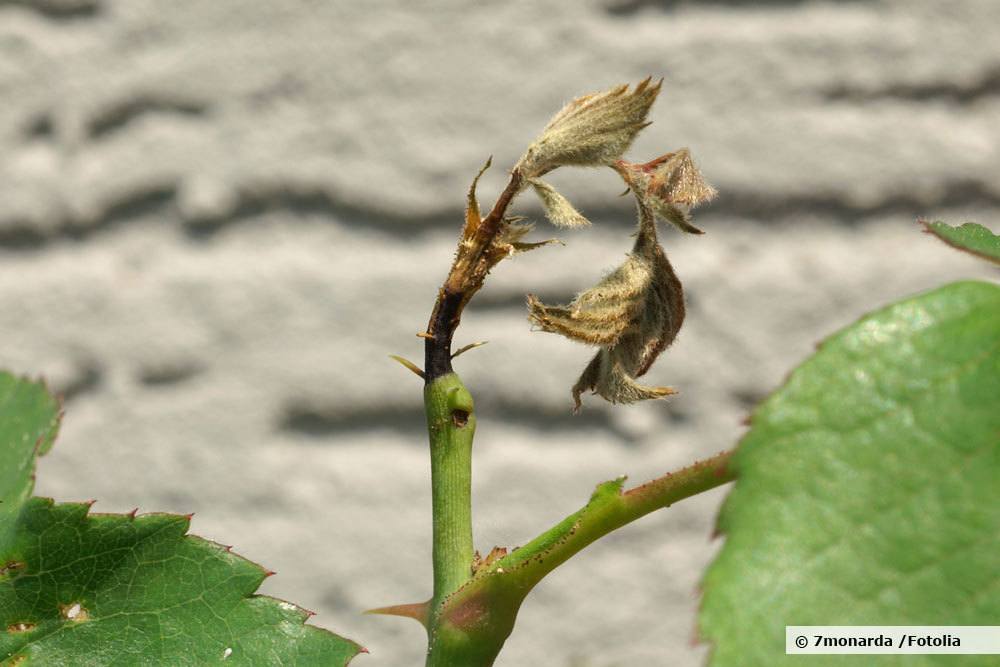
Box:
[614,149,716,234]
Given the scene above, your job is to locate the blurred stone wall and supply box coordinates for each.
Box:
[1,0,997,664]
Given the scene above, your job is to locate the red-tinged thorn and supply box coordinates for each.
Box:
[358,647,370,654]
[84,499,97,508]
[264,570,276,578]
[128,508,138,519]
[184,512,195,520]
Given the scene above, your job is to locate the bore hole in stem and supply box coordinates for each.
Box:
[451,409,470,428]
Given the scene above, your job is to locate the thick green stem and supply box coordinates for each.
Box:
[424,373,476,609]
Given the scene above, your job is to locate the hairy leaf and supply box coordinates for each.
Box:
[527,178,591,228]
[700,281,1000,667]
[0,373,364,665]
[614,149,716,234]
[529,206,684,408]
[516,78,661,178]
[921,220,1000,264]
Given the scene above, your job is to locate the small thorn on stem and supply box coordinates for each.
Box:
[416,331,434,339]
[451,341,489,359]
[365,600,431,629]
[389,355,426,380]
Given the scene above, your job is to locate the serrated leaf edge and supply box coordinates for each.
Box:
[2,497,367,664]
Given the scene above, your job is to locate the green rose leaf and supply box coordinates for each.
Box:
[0,374,60,547]
[700,281,1000,667]
[921,220,1000,264]
[0,373,364,665]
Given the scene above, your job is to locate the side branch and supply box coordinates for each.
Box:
[497,449,734,579]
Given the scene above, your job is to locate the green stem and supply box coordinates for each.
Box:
[424,373,476,609]
[427,450,735,666]
[497,449,734,579]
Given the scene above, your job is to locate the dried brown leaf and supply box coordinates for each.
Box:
[615,149,716,234]
[530,205,685,408]
[572,352,677,411]
[527,255,651,346]
[462,157,492,243]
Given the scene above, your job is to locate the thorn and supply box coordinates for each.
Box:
[451,341,488,359]
[511,238,563,252]
[388,355,426,380]
[618,187,631,197]
[365,600,430,629]
[416,331,434,339]
[127,508,138,519]
[263,570,276,578]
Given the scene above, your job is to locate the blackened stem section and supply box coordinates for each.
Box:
[424,290,463,380]
[423,170,524,381]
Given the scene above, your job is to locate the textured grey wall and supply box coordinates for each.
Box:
[2,1,998,665]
